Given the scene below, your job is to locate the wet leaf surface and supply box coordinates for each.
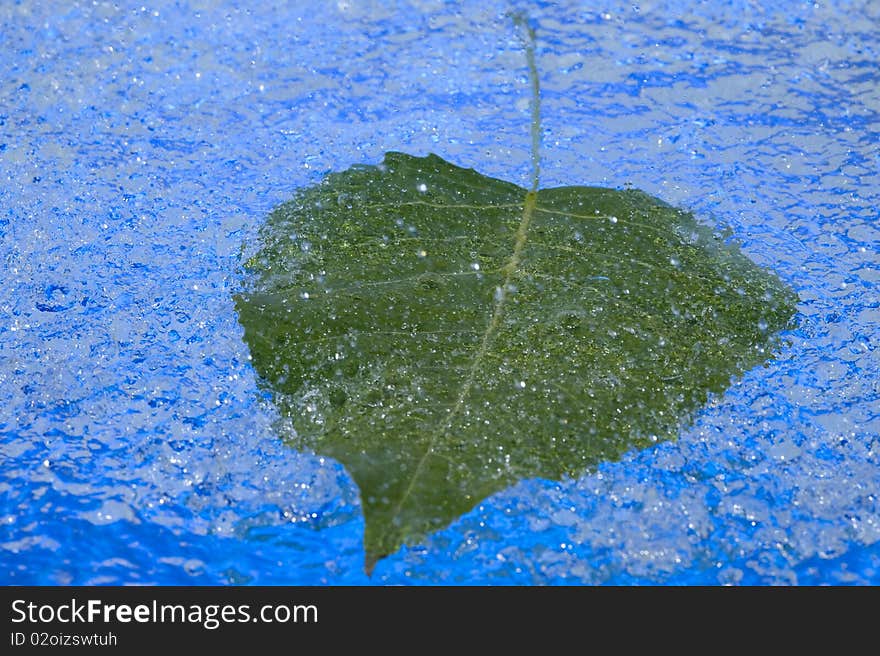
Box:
[235,152,798,571]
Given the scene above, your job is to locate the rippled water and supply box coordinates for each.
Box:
[1,0,877,584]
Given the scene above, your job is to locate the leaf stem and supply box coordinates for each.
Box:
[512,12,542,192]
[375,15,544,568]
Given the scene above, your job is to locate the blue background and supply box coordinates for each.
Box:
[1,0,877,584]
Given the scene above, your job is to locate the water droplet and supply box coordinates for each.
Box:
[670,257,680,267]
[417,183,427,193]
[417,249,427,258]
[609,216,618,224]
[470,262,481,271]
[300,292,310,299]
[758,319,768,331]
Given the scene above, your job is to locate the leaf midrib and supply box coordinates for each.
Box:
[384,190,539,530]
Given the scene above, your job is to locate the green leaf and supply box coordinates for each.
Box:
[234,151,798,572]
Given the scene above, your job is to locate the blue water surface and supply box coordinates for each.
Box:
[1,0,877,585]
